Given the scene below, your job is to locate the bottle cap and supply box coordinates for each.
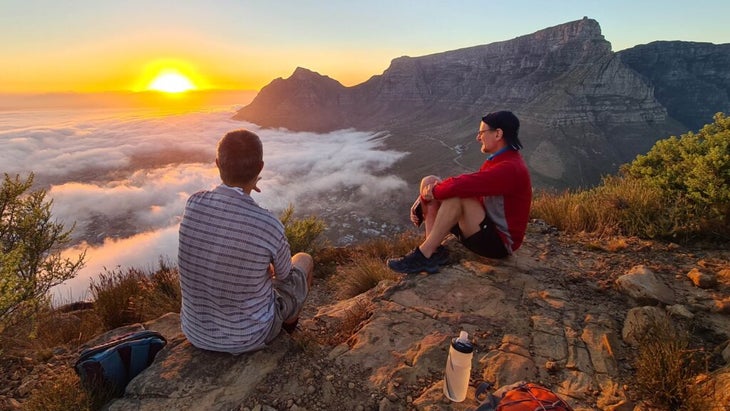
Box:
[452,331,473,353]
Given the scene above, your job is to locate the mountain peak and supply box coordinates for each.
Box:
[290,66,322,80]
[521,17,605,49]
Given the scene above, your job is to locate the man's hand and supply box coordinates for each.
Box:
[421,183,434,201]
[418,175,441,203]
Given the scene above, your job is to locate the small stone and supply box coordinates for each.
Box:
[325,374,335,381]
[545,360,561,373]
[300,368,313,380]
[667,304,694,319]
[687,268,717,289]
[348,382,355,389]
[713,297,730,314]
[307,385,316,394]
[717,269,730,282]
[287,399,294,408]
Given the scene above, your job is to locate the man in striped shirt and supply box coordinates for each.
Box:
[178,129,313,354]
[388,111,532,274]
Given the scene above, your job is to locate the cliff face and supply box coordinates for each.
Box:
[618,41,730,131]
[234,18,727,188]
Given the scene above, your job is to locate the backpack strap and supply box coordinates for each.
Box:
[474,381,499,411]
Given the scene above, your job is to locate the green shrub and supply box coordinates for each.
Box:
[0,173,85,331]
[533,113,730,241]
[622,112,730,239]
[280,205,327,255]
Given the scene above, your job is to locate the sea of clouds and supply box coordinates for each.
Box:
[0,106,408,302]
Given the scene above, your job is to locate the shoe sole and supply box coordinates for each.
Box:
[386,262,440,275]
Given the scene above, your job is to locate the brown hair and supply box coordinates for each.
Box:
[216,129,263,186]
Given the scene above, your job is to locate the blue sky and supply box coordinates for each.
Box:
[2,0,729,92]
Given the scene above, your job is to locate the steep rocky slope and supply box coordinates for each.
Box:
[618,41,730,131]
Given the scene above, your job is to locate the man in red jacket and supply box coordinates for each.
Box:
[388,111,532,274]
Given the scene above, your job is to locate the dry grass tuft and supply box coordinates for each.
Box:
[333,256,401,299]
[90,261,181,330]
[532,177,675,239]
[20,368,94,411]
[633,320,714,410]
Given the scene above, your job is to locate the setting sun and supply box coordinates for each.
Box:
[135,59,208,94]
[148,71,196,93]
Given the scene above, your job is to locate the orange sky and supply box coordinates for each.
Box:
[2,1,729,94]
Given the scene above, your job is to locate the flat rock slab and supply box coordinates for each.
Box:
[107,334,294,411]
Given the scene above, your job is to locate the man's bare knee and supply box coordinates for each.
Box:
[420,175,441,189]
[292,252,314,287]
[292,252,313,273]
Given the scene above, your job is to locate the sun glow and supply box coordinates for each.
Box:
[148,71,195,93]
[137,59,208,94]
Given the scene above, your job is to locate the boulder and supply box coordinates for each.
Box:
[621,306,673,347]
[615,265,675,305]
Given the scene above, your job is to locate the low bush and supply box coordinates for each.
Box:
[280,205,327,256]
[89,260,181,330]
[533,112,730,242]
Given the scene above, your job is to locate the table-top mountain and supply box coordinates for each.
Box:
[234,17,730,189]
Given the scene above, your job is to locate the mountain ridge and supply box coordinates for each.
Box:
[234,18,729,191]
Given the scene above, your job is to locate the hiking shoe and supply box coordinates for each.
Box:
[432,245,450,266]
[387,247,440,274]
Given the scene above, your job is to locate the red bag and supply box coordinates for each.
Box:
[475,381,573,411]
[496,383,573,411]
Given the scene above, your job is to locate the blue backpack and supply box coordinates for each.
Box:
[74,330,167,396]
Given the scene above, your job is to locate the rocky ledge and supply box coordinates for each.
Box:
[5,225,729,410]
[103,226,730,410]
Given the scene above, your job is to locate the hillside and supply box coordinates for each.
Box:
[5,225,729,410]
[234,18,730,191]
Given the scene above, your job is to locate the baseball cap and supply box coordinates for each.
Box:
[481,111,522,150]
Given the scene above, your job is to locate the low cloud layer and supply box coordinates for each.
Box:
[0,107,407,302]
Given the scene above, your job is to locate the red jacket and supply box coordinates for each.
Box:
[432,150,532,252]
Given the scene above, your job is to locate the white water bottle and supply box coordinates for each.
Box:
[443,330,474,402]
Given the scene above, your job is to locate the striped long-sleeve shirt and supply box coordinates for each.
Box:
[178,185,292,354]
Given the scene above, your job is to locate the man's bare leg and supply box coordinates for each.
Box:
[283,252,314,328]
[419,197,485,258]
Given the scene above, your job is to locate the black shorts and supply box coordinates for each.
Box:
[451,215,509,259]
